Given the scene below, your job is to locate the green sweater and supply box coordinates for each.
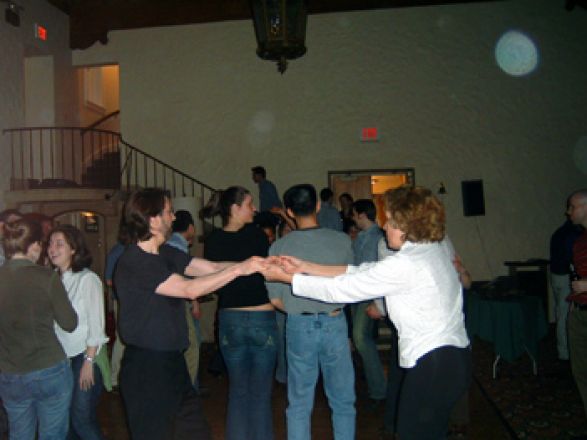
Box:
[0,259,78,374]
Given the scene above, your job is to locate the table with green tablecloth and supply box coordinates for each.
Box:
[466,292,548,378]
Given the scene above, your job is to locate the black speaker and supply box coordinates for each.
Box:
[462,180,485,217]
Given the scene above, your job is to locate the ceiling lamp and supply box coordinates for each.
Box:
[250,0,308,74]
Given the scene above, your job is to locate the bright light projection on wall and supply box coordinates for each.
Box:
[495,30,539,77]
[573,136,587,175]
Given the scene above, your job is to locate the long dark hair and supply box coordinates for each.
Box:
[49,224,93,272]
[200,186,250,226]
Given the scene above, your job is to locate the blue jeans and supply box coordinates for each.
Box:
[67,353,104,440]
[286,313,356,440]
[351,302,387,399]
[0,359,73,440]
[219,310,277,440]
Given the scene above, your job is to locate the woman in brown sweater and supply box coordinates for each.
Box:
[0,219,78,440]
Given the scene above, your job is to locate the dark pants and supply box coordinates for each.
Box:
[388,344,471,440]
[120,346,211,440]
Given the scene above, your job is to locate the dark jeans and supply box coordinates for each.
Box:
[219,309,277,440]
[120,345,211,440]
[68,353,104,440]
[386,344,471,439]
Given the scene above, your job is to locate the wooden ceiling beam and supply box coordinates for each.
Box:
[47,0,503,49]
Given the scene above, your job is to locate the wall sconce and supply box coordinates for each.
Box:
[4,1,21,27]
[438,182,447,195]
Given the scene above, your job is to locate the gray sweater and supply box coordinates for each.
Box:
[266,227,353,314]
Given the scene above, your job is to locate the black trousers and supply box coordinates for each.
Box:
[394,345,471,440]
[120,346,211,440]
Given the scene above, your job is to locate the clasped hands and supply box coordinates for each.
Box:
[238,255,304,283]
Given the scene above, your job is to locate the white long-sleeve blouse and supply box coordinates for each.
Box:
[292,240,469,368]
[55,268,109,357]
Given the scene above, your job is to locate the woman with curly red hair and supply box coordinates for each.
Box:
[264,186,471,440]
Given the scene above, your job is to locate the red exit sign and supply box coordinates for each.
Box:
[35,24,47,41]
[360,127,379,142]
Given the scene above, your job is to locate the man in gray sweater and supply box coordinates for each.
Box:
[266,184,355,440]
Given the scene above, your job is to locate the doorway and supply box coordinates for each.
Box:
[329,168,415,226]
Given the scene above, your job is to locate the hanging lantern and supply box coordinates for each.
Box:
[250,0,308,74]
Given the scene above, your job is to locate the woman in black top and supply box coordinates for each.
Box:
[202,186,277,440]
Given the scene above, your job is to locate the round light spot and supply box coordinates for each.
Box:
[573,136,587,175]
[495,30,539,77]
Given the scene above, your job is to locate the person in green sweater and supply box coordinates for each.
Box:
[0,218,78,440]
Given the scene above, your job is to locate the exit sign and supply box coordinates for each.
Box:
[360,127,379,142]
[34,23,47,41]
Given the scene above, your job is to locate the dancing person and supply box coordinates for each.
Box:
[568,189,587,418]
[317,188,343,231]
[266,184,355,440]
[349,199,386,407]
[0,219,78,439]
[48,225,110,440]
[114,187,266,440]
[264,186,471,439]
[201,186,277,440]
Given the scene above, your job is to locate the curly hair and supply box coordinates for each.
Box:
[384,186,445,243]
[49,224,93,272]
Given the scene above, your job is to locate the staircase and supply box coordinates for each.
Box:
[2,126,216,201]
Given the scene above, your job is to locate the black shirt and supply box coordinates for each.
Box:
[204,224,270,309]
[114,244,191,351]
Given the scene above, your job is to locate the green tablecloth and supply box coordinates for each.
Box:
[466,292,548,362]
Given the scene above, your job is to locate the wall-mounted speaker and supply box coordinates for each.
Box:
[462,180,485,217]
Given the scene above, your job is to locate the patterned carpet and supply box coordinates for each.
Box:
[472,326,587,439]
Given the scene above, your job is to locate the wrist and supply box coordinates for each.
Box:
[83,353,95,363]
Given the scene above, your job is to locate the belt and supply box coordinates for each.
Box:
[572,303,587,311]
[300,308,342,317]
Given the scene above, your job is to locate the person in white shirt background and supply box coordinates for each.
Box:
[263,185,471,440]
[49,224,109,440]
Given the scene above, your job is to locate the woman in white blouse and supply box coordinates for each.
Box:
[264,186,471,439]
[49,224,109,440]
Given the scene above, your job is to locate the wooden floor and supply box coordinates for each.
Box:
[97,346,512,440]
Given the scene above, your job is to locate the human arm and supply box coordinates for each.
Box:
[270,207,296,231]
[79,272,109,391]
[185,257,236,277]
[453,254,472,289]
[279,255,348,278]
[191,300,201,319]
[292,257,410,304]
[49,272,78,332]
[157,257,267,300]
[366,301,385,320]
[572,279,587,294]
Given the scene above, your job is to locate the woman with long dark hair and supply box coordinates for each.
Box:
[0,219,77,439]
[264,186,471,440]
[201,186,277,440]
[48,224,109,440]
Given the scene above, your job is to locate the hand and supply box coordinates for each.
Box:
[237,256,268,276]
[279,256,306,274]
[572,279,587,294]
[261,262,293,283]
[270,206,285,216]
[366,302,384,320]
[191,300,201,319]
[79,360,95,391]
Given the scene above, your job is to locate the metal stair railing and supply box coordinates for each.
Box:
[2,127,217,221]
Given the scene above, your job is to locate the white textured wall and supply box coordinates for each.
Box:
[0,0,75,210]
[73,0,587,280]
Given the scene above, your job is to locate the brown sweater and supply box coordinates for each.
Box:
[0,259,77,374]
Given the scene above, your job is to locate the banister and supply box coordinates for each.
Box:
[81,110,121,134]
